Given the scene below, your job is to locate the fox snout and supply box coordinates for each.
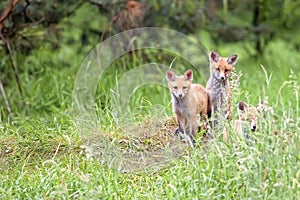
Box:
[250,121,257,131]
[173,90,185,98]
[219,73,226,80]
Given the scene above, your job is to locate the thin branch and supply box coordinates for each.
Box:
[100,14,119,42]
[0,80,13,118]
[0,0,21,32]
[0,33,23,97]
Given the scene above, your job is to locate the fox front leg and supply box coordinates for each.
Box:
[174,114,184,135]
[174,126,183,135]
[189,116,198,145]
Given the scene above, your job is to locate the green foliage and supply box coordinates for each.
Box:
[1,109,300,199]
[1,29,300,197]
[0,1,300,199]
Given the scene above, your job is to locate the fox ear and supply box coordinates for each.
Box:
[227,54,238,65]
[238,101,247,112]
[209,50,219,62]
[166,70,176,81]
[184,69,193,81]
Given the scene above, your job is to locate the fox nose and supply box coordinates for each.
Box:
[220,76,225,80]
[251,125,256,131]
[178,94,183,98]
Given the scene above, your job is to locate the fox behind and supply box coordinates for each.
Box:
[233,101,260,139]
[206,50,238,120]
[238,101,259,132]
[166,69,210,143]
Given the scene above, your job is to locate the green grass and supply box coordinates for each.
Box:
[1,116,299,199]
[1,29,300,199]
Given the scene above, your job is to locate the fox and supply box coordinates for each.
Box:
[233,101,260,140]
[166,69,210,143]
[206,50,238,120]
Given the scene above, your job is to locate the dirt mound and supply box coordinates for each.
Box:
[81,117,196,173]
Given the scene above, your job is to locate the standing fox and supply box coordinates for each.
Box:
[206,50,238,120]
[166,69,210,143]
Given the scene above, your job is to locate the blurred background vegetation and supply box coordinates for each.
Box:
[1,2,300,198]
[1,0,300,120]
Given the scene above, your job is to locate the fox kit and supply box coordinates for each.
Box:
[206,50,238,120]
[166,69,210,142]
[233,101,260,140]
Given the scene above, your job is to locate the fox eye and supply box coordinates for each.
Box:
[216,67,220,71]
[173,86,178,89]
[183,86,187,89]
[225,69,229,72]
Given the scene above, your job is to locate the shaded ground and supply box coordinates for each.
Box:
[81,116,203,173]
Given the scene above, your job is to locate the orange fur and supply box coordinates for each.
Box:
[166,69,210,142]
[232,101,260,140]
[238,101,259,131]
[206,50,238,120]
